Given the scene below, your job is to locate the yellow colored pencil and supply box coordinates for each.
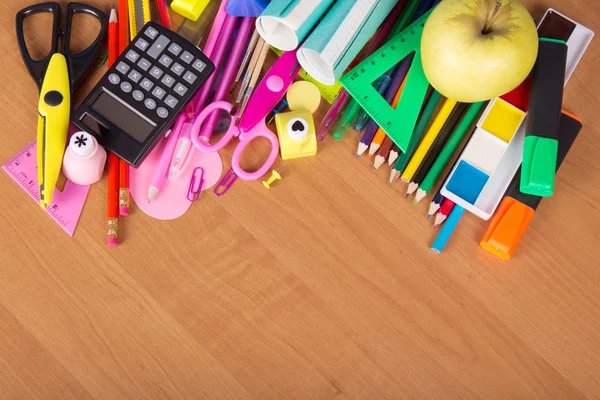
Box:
[369,76,407,156]
[400,99,458,183]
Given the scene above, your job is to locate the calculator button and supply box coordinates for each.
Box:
[183,71,197,85]
[171,62,184,76]
[135,38,150,51]
[144,26,159,39]
[159,54,173,68]
[161,74,175,88]
[132,90,144,101]
[173,83,188,96]
[108,73,120,85]
[148,35,170,59]
[157,107,169,119]
[168,43,182,56]
[145,98,157,110]
[125,49,140,63]
[120,82,132,93]
[152,86,166,100]
[140,78,154,92]
[192,59,206,73]
[164,95,179,109]
[128,69,142,83]
[149,66,164,79]
[137,58,151,71]
[116,61,130,75]
[180,51,194,64]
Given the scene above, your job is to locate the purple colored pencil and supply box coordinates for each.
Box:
[357,0,435,154]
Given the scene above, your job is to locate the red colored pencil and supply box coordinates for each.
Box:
[107,7,119,246]
[155,0,173,29]
[118,0,130,216]
[434,198,456,229]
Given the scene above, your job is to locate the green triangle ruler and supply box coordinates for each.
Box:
[340,9,433,152]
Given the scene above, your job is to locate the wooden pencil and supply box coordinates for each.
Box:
[434,198,456,228]
[373,136,395,170]
[118,0,130,216]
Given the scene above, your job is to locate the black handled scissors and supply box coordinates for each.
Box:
[15,2,108,208]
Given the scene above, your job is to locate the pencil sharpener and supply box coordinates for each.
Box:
[275,110,317,160]
[62,131,107,185]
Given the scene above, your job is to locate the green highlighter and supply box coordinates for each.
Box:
[521,38,568,197]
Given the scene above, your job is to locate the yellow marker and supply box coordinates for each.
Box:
[262,167,285,189]
[171,0,210,21]
[128,0,151,38]
[37,54,71,208]
[401,98,458,183]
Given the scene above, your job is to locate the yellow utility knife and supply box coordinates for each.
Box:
[16,2,108,208]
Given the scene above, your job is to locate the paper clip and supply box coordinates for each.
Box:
[213,167,238,197]
[187,167,204,202]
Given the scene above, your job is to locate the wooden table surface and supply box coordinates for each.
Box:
[1,0,600,398]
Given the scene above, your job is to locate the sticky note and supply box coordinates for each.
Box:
[481,99,526,143]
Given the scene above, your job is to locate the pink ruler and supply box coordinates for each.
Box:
[2,135,90,237]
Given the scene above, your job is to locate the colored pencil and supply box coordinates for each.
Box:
[401,98,458,183]
[389,90,442,185]
[118,0,130,216]
[414,101,486,204]
[155,0,173,29]
[373,135,395,170]
[434,198,456,229]
[431,205,465,254]
[428,187,444,219]
[107,7,119,246]
[388,144,400,166]
[407,103,468,198]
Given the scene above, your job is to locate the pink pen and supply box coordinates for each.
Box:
[238,50,301,131]
[148,114,186,203]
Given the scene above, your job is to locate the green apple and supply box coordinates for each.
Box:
[421,0,538,103]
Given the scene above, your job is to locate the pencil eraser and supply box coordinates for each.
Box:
[107,237,118,247]
[119,207,129,216]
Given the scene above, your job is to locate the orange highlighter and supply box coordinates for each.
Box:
[480,111,582,260]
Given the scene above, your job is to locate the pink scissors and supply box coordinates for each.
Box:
[190,101,279,181]
[190,50,301,181]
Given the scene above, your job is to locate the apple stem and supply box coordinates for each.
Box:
[483,2,502,34]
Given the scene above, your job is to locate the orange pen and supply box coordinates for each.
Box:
[118,0,130,216]
[107,7,119,246]
[369,76,407,156]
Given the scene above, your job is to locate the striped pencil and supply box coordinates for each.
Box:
[406,103,468,198]
[118,0,130,216]
[434,198,456,229]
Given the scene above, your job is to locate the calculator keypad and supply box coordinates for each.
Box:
[78,21,215,166]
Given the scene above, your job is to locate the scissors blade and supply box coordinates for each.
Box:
[37,54,71,208]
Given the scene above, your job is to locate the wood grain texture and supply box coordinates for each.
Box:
[1,0,600,398]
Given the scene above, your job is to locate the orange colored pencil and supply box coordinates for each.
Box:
[107,7,119,246]
[369,76,407,156]
[118,0,130,216]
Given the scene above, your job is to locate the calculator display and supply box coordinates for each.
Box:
[91,91,155,143]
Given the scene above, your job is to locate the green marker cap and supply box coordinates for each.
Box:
[520,136,559,197]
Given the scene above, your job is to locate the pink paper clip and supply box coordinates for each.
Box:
[187,167,204,202]
[213,167,238,196]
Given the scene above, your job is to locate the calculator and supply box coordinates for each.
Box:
[72,22,215,167]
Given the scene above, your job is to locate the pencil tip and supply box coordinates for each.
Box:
[413,200,417,206]
[405,194,410,199]
[427,214,432,219]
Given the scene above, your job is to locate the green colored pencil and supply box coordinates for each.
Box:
[414,101,486,203]
[389,90,443,185]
